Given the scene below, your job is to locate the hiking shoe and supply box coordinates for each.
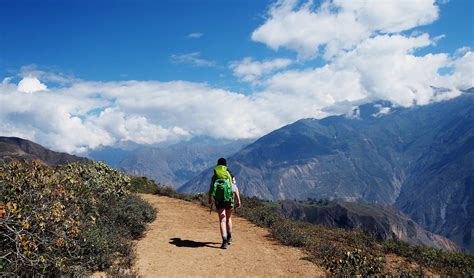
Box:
[227,236,232,245]
[220,241,228,249]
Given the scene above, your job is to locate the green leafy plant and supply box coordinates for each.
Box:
[129,176,159,194]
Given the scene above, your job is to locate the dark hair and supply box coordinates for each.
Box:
[217,157,227,166]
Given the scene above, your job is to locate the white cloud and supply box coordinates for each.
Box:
[334,0,438,33]
[331,33,451,106]
[229,57,293,82]
[171,52,216,67]
[447,51,474,89]
[261,65,368,120]
[187,32,203,39]
[373,104,392,117]
[90,107,190,145]
[17,76,48,93]
[252,0,439,59]
[0,78,280,153]
[264,34,458,108]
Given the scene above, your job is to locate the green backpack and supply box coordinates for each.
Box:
[211,165,234,204]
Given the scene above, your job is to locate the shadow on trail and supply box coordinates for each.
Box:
[169,238,220,248]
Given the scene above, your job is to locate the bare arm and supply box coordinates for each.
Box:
[208,175,216,204]
[233,177,241,208]
[234,190,241,209]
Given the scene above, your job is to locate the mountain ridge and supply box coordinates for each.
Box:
[0,136,89,166]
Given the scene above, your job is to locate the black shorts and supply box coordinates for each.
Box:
[215,201,233,210]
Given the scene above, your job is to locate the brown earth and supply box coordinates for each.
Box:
[132,194,326,277]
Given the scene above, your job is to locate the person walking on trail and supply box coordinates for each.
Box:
[208,157,241,249]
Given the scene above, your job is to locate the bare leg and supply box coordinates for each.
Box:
[217,208,227,239]
[225,208,233,236]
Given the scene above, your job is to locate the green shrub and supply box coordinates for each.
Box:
[271,220,313,247]
[0,160,156,276]
[239,204,281,228]
[129,176,159,194]
[154,185,199,202]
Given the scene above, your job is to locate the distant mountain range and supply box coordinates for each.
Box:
[181,91,473,252]
[89,138,252,188]
[0,137,89,166]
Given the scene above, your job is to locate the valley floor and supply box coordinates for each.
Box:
[132,194,326,277]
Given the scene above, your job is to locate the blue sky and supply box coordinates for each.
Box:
[1,0,275,91]
[2,0,471,91]
[0,0,473,153]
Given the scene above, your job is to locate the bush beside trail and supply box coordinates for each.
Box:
[0,160,156,276]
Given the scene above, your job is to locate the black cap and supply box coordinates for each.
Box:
[217,157,227,166]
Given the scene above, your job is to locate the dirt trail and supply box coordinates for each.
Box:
[133,194,326,277]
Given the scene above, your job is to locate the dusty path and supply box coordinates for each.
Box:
[134,194,326,277]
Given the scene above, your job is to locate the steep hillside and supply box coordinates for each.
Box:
[396,104,474,252]
[276,200,459,252]
[181,92,473,252]
[0,136,89,166]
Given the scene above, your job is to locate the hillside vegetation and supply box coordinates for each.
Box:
[0,160,155,276]
[275,199,459,252]
[134,177,474,276]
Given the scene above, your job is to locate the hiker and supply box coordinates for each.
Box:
[208,157,241,249]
